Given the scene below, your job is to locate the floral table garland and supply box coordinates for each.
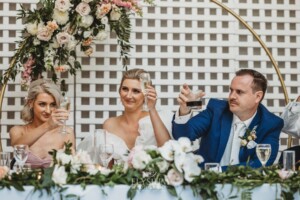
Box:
[0,0,154,88]
[0,138,299,200]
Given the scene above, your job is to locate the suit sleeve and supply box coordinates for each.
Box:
[172,100,214,141]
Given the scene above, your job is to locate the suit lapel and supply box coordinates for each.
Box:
[216,111,233,161]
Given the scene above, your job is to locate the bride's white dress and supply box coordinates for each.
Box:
[77,110,174,162]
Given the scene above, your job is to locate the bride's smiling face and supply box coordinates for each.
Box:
[119,79,144,109]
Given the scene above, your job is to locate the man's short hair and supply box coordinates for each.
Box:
[235,69,268,100]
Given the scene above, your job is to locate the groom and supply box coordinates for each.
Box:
[172,69,283,169]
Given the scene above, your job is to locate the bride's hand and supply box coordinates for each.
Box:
[145,85,157,111]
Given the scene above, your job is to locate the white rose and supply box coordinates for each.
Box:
[76,2,91,16]
[131,150,152,170]
[37,26,53,42]
[247,140,257,149]
[101,16,108,25]
[79,15,94,28]
[164,168,184,186]
[56,32,71,46]
[56,151,73,165]
[156,159,169,173]
[110,9,121,21]
[83,30,93,38]
[52,9,69,25]
[95,31,107,41]
[52,165,67,185]
[55,0,72,12]
[26,22,39,35]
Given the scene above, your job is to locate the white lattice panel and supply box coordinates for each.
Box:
[0,0,299,152]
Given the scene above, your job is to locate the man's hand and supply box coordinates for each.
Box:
[177,84,205,116]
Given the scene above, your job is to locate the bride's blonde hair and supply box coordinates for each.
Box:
[119,68,148,93]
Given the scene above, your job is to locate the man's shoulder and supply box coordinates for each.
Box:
[258,104,283,124]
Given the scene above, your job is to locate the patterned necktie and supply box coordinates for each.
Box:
[230,122,246,165]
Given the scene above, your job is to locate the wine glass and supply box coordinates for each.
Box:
[13,144,29,171]
[60,96,70,134]
[99,144,114,168]
[139,72,151,111]
[256,144,271,167]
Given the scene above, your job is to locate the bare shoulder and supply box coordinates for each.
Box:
[9,125,25,135]
[103,116,120,129]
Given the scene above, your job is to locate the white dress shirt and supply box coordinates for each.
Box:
[220,113,255,166]
[281,100,300,138]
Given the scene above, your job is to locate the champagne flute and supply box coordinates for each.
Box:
[13,144,29,171]
[60,96,70,134]
[256,144,271,167]
[139,72,151,111]
[99,144,114,168]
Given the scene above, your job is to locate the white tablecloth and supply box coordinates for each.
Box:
[0,184,292,199]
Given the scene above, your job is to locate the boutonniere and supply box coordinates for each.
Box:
[239,125,258,149]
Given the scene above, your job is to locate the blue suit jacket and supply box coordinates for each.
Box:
[172,99,283,169]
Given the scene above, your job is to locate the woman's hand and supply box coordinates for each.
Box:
[145,85,158,111]
[48,108,70,128]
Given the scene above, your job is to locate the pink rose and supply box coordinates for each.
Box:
[37,26,53,41]
[76,2,91,16]
[164,168,184,186]
[0,166,9,179]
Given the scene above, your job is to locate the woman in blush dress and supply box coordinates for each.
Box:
[9,79,75,169]
[77,68,173,162]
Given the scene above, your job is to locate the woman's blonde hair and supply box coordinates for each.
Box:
[21,79,62,123]
[119,68,148,93]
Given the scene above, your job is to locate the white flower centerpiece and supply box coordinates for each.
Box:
[0,0,154,88]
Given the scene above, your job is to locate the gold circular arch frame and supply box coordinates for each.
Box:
[0,0,291,152]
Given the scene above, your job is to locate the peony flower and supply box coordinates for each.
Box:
[37,26,53,42]
[156,160,170,173]
[55,64,70,72]
[159,140,175,161]
[110,9,121,21]
[26,21,39,35]
[56,32,71,46]
[96,4,112,19]
[95,31,108,41]
[56,151,73,165]
[47,20,59,32]
[76,2,91,16]
[165,168,184,186]
[79,15,94,28]
[55,0,72,12]
[131,150,152,170]
[52,9,69,25]
[82,37,93,46]
[0,166,9,179]
[52,165,68,185]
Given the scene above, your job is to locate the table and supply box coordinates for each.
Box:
[0,183,294,199]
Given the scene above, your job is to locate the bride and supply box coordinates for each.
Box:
[77,68,173,162]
